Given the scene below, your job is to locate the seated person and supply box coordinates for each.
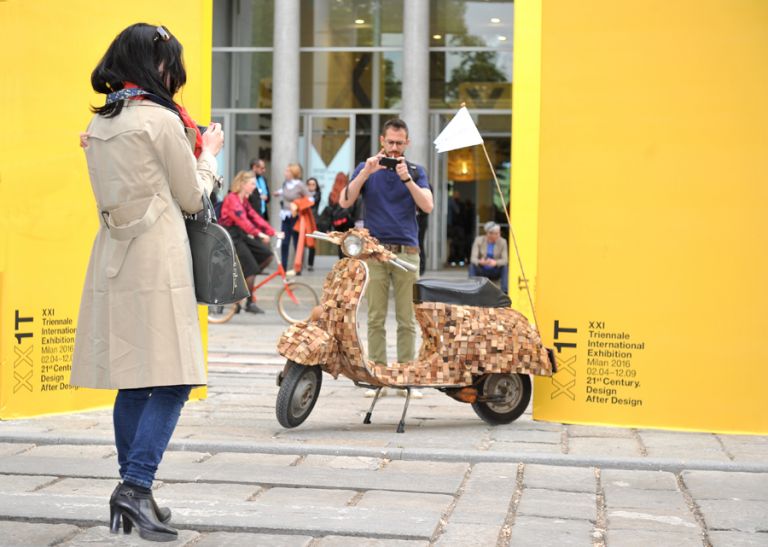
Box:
[469,222,509,294]
[219,170,280,313]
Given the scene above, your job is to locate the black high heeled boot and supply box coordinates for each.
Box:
[110,482,172,523]
[109,483,177,542]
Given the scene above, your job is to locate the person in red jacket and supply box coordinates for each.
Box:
[220,170,282,313]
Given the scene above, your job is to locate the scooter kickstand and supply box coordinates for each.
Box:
[363,387,383,424]
[396,388,412,433]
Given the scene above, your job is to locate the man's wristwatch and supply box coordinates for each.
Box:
[401,176,412,185]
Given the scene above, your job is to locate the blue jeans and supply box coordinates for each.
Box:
[280,216,299,270]
[113,385,192,489]
[469,263,509,294]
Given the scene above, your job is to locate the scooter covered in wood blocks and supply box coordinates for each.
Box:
[275,229,557,433]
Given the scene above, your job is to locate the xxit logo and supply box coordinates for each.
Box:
[550,320,576,400]
[14,310,34,393]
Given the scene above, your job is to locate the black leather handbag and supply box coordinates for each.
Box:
[186,193,250,305]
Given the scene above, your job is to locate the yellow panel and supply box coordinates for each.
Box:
[0,1,213,418]
[530,0,768,433]
[510,0,542,323]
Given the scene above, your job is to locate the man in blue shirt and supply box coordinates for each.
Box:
[340,119,433,389]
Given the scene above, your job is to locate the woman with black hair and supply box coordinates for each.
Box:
[70,23,223,542]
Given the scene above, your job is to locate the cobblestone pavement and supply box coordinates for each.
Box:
[0,260,766,546]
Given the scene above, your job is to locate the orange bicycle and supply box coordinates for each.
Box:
[207,236,319,324]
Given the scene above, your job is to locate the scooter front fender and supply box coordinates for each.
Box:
[277,322,337,367]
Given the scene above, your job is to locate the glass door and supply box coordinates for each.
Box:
[304,114,355,214]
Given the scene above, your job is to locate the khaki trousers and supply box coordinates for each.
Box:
[365,253,420,365]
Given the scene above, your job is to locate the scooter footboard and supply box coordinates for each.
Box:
[277,323,337,368]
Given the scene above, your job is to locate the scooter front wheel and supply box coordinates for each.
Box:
[472,373,531,425]
[276,361,322,428]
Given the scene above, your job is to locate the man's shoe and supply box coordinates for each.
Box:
[245,302,265,314]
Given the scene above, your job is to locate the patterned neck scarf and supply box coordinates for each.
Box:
[104,83,203,159]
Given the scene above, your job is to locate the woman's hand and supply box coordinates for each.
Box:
[259,233,270,243]
[201,123,224,156]
[290,202,298,216]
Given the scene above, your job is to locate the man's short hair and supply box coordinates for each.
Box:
[484,221,501,234]
[381,118,409,137]
[249,158,259,169]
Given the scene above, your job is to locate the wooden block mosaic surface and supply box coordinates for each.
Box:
[277,229,554,387]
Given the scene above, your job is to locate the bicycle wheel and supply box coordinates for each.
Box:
[276,282,319,324]
[207,301,239,324]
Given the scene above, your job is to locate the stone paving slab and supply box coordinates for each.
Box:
[523,464,595,493]
[301,455,382,470]
[315,536,429,547]
[0,455,116,478]
[155,482,262,503]
[606,528,703,546]
[697,499,768,533]
[194,531,313,546]
[507,516,595,546]
[62,526,200,545]
[682,470,768,500]
[383,460,469,477]
[567,436,641,458]
[488,441,563,454]
[39,477,118,497]
[166,456,463,494]
[23,444,115,458]
[434,522,502,546]
[173,501,442,538]
[606,508,699,531]
[436,462,517,542]
[516,488,596,521]
[0,473,58,492]
[488,429,561,444]
[708,530,768,547]
[566,425,634,438]
[0,491,442,539]
[639,430,728,460]
[0,443,34,457]
[603,486,690,513]
[601,469,678,490]
[256,487,356,507]
[356,490,453,512]
[0,520,80,546]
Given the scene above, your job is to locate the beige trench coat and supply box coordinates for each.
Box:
[70,101,217,389]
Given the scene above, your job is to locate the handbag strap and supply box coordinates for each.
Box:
[201,192,216,223]
[186,193,217,224]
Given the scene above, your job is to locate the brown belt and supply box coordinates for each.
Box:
[381,243,419,255]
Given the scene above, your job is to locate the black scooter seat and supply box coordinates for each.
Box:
[413,277,511,308]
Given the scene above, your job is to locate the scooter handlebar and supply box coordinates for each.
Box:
[306,230,417,272]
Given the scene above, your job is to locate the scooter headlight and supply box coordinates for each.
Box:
[342,234,363,257]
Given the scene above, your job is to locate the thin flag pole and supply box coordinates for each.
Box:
[433,104,540,328]
[480,142,540,329]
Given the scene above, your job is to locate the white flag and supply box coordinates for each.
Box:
[433,106,484,153]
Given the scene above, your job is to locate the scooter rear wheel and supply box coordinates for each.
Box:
[472,373,531,425]
[276,361,322,428]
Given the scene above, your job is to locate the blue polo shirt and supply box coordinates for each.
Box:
[352,161,429,247]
